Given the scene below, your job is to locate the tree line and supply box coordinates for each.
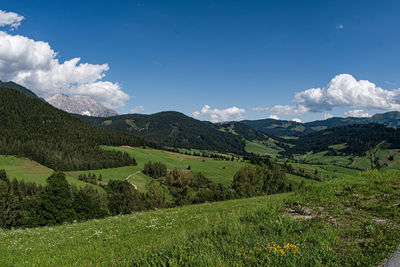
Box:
[0,160,289,229]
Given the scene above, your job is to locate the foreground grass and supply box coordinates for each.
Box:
[1,170,399,266]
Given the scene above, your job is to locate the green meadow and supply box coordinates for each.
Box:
[1,170,398,266]
[67,146,249,188]
[245,140,282,157]
[0,155,89,187]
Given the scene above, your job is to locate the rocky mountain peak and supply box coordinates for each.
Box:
[45,93,118,117]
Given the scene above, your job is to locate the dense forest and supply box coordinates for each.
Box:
[282,123,400,157]
[76,112,248,154]
[0,87,160,171]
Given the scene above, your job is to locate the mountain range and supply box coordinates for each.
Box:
[2,81,400,158]
[76,112,254,154]
[241,112,400,137]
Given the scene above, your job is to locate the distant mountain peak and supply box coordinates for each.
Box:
[46,93,118,117]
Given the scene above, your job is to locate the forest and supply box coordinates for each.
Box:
[0,87,160,171]
[282,123,400,157]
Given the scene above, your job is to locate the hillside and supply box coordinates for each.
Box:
[0,81,38,98]
[77,112,250,154]
[0,86,159,171]
[242,111,400,136]
[1,170,399,266]
[283,123,400,157]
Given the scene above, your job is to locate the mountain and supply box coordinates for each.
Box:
[46,93,118,117]
[76,112,266,154]
[241,118,310,137]
[0,81,38,98]
[282,123,400,157]
[0,86,159,171]
[242,111,400,137]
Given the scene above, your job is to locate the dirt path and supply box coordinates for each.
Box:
[125,170,142,190]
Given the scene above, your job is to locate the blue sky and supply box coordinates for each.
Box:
[1,0,400,122]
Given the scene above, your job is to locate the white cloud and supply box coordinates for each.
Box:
[344,109,370,118]
[0,10,24,29]
[131,105,145,113]
[192,105,246,123]
[0,11,129,109]
[291,118,302,123]
[323,113,333,119]
[266,74,400,116]
[268,114,280,120]
[336,24,344,29]
[269,104,308,115]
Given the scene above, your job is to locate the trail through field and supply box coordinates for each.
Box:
[125,170,142,190]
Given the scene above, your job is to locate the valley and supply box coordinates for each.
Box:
[2,3,400,266]
[1,82,400,266]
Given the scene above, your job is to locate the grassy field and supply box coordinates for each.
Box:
[67,146,249,188]
[1,170,399,266]
[0,155,90,187]
[245,140,282,157]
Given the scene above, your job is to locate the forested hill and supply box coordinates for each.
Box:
[0,81,38,98]
[282,123,400,157]
[0,86,159,171]
[241,111,400,137]
[76,112,250,154]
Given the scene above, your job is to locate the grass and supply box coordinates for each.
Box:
[67,146,249,187]
[0,155,90,187]
[245,140,282,157]
[1,170,399,266]
[285,173,317,187]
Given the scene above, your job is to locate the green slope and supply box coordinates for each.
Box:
[1,170,398,266]
[0,155,97,187]
[67,146,249,187]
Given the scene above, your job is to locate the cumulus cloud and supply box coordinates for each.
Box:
[264,74,400,116]
[131,105,145,113]
[344,109,370,118]
[323,113,333,119]
[192,105,246,123]
[0,11,129,109]
[0,10,24,29]
[291,118,302,123]
[268,115,280,120]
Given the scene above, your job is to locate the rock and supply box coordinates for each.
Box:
[46,94,118,117]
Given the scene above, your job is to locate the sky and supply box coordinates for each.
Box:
[1,0,400,122]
